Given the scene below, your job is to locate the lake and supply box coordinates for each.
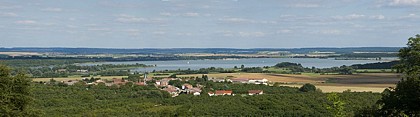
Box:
[79,57,397,72]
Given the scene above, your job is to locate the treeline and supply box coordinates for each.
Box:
[351,61,399,69]
[23,64,149,78]
[29,82,381,116]
[0,59,94,67]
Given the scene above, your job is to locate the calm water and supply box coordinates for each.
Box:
[79,58,397,72]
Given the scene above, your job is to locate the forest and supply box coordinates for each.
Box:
[29,82,380,116]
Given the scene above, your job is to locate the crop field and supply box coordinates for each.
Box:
[178,73,400,92]
[32,73,400,92]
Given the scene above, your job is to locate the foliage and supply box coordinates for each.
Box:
[351,61,399,69]
[299,83,316,92]
[360,34,420,116]
[0,65,40,116]
[29,82,381,116]
[326,93,346,117]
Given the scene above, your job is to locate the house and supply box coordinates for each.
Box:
[182,83,193,90]
[215,90,233,96]
[63,80,79,85]
[208,91,215,96]
[160,78,171,86]
[155,78,171,87]
[135,82,146,86]
[231,78,249,83]
[163,85,179,97]
[155,80,161,86]
[193,92,201,96]
[248,90,263,95]
[112,78,127,85]
[189,87,202,94]
[248,79,268,85]
[77,70,89,73]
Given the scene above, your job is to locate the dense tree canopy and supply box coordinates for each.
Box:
[0,65,38,116]
[371,34,420,116]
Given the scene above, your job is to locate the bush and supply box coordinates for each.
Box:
[299,83,316,92]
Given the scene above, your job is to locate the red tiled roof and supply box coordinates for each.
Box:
[248,90,263,94]
[215,90,233,95]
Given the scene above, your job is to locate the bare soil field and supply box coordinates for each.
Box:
[178,73,400,92]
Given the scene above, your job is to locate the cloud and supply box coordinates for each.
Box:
[125,29,142,36]
[315,30,343,35]
[176,32,193,36]
[15,20,37,25]
[239,32,265,37]
[218,31,266,37]
[160,12,176,16]
[116,14,148,23]
[88,28,111,31]
[0,12,18,17]
[389,0,420,6]
[332,14,365,20]
[276,29,293,34]
[183,12,200,17]
[0,4,21,10]
[41,8,63,12]
[161,12,209,17]
[116,14,165,23]
[153,31,166,35]
[399,13,420,19]
[218,17,255,23]
[369,15,385,20]
[289,4,320,8]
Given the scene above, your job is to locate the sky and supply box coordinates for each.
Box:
[0,0,419,48]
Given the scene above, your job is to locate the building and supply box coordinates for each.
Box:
[112,78,128,85]
[193,92,201,96]
[248,90,264,95]
[76,70,89,73]
[248,79,268,85]
[63,80,79,85]
[182,83,193,90]
[163,85,179,97]
[135,82,146,86]
[231,78,249,83]
[215,90,233,96]
[208,91,215,96]
[189,87,202,94]
[155,78,171,87]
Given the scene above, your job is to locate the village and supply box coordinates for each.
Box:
[57,75,268,97]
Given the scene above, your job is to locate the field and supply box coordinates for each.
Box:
[32,76,128,82]
[33,73,400,93]
[177,73,400,93]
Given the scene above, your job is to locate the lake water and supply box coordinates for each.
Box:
[79,58,397,72]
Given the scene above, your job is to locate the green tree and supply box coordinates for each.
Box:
[0,65,38,116]
[169,74,177,78]
[327,93,346,117]
[377,34,420,116]
[299,83,316,92]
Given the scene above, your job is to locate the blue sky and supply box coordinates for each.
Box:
[0,0,419,48]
